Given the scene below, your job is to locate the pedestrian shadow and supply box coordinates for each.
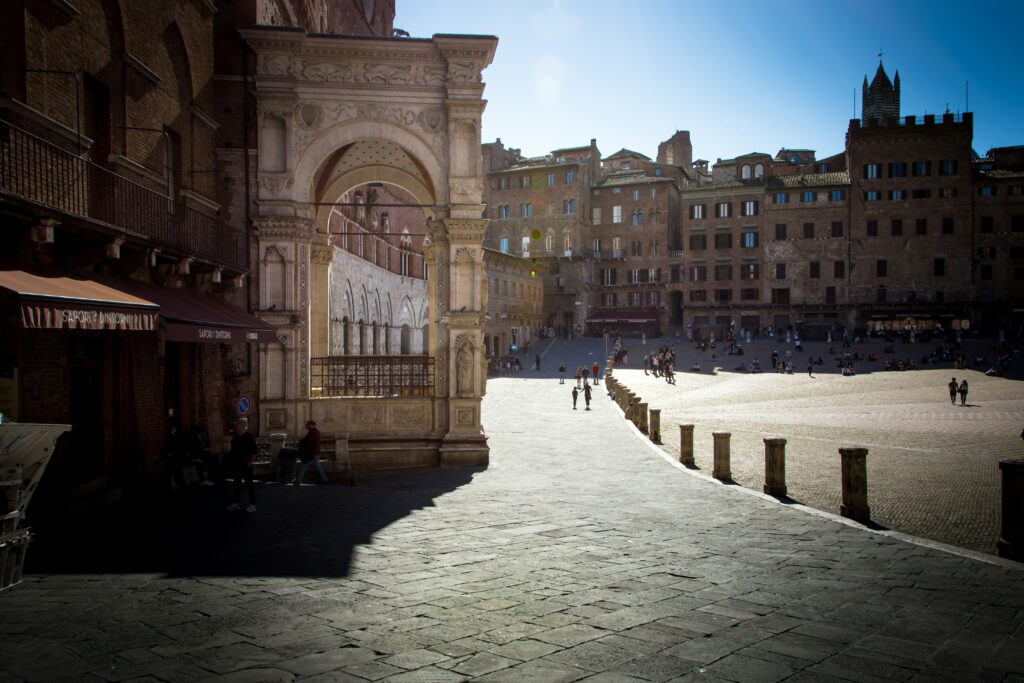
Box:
[25,467,479,578]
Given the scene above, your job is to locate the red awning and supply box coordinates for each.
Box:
[0,266,158,332]
[100,279,277,344]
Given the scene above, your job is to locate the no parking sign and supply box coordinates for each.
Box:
[235,394,251,417]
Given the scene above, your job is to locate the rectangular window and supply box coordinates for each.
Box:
[691,265,707,282]
[864,163,881,179]
[592,207,602,224]
[521,235,530,254]
[876,259,888,277]
[613,186,621,193]
[628,268,640,284]
[774,192,789,204]
[632,189,641,201]
[889,162,907,178]
[648,291,661,306]
[547,173,555,186]
[981,216,994,233]
[834,261,845,278]
[498,177,510,190]
[603,293,617,307]
[670,265,681,283]
[689,289,707,302]
[601,268,612,285]
[593,238,602,257]
[910,188,929,199]
[563,199,576,214]
[714,264,733,281]
[741,200,759,216]
[771,288,790,305]
[979,186,996,197]
[498,205,509,219]
[915,218,927,235]
[1012,215,1024,233]
[520,203,533,218]
[891,219,903,236]
[630,292,643,307]
[939,159,957,176]
[714,289,732,303]
[867,220,878,236]
[741,288,759,301]
[499,237,509,253]
[775,263,786,279]
[715,202,732,218]
[612,205,622,223]
[742,263,760,280]
[809,262,820,279]
[631,210,644,227]
[865,190,881,201]
[940,187,957,198]
[689,234,707,250]
[648,268,659,283]
[934,257,945,276]
[803,222,815,239]
[942,217,954,234]
[714,232,732,249]
[742,231,759,248]
[650,187,657,198]
[830,189,845,201]
[825,286,836,304]
[691,204,706,219]
[520,175,531,188]
[912,160,931,177]
[802,191,815,203]
[775,223,787,240]
[889,189,905,200]
[981,264,993,280]
[831,221,843,237]
[566,170,574,184]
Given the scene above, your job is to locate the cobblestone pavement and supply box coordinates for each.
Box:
[1,337,1023,682]
[601,335,1024,555]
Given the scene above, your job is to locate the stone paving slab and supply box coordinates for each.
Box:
[1,335,1023,681]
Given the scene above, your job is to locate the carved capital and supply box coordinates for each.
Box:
[254,216,317,240]
[444,218,489,244]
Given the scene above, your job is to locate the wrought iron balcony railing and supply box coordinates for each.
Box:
[310,355,435,398]
[0,119,247,271]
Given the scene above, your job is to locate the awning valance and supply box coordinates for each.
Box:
[100,279,277,344]
[0,267,158,332]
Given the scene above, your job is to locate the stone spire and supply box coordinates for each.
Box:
[862,61,900,121]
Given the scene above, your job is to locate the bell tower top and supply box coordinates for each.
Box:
[862,60,900,121]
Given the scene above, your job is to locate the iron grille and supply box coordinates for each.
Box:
[310,355,435,398]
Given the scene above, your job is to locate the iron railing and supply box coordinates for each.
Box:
[310,355,435,398]
[0,119,247,271]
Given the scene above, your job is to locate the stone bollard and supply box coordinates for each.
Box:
[649,409,661,443]
[679,424,695,466]
[839,448,870,523]
[712,432,731,481]
[637,402,649,434]
[763,438,787,497]
[623,397,634,422]
[998,458,1024,561]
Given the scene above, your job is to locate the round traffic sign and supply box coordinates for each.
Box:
[235,394,251,417]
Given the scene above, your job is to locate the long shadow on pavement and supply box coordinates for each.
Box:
[25,467,479,578]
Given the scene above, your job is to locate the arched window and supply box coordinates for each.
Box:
[754,163,765,178]
[741,164,752,179]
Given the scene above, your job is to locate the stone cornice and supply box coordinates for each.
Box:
[254,216,317,240]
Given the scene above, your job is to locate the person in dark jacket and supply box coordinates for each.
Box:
[293,420,328,485]
[227,419,257,512]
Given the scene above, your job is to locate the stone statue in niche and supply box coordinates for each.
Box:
[456,344,473,396]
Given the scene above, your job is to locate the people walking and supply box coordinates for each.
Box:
[572,386,579,410]
[948,377,958,405]
[293,419,328,485]
[575,367,582,389]
[226,419,257,512]
[958,379,969,406]
[583,383,592,410]
[559,362,566,384]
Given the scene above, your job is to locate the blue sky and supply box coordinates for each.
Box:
[397,0,1023,164]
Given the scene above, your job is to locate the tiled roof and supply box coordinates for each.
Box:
[767,171,851,188]
[682,178,767,193]
[981,169,1024,179]
[493,157,581,174]
[595,170,676,188]
[605,148,651,161]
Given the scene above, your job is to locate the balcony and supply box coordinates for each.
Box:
[0,119,246,271]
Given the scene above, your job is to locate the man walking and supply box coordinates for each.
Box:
[592,361,600,383]
[948,377,958,405]
[293,419,328,485]
[583,383,592,411]
[559,362,566,384]
[572,386,579,410]
[958,378,969,406]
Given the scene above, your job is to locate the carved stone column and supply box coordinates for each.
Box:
[253,215,316,435]
[437,218,489,466]
[309,241,333,358]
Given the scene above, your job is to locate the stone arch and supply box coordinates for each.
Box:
[294,120,444,224]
